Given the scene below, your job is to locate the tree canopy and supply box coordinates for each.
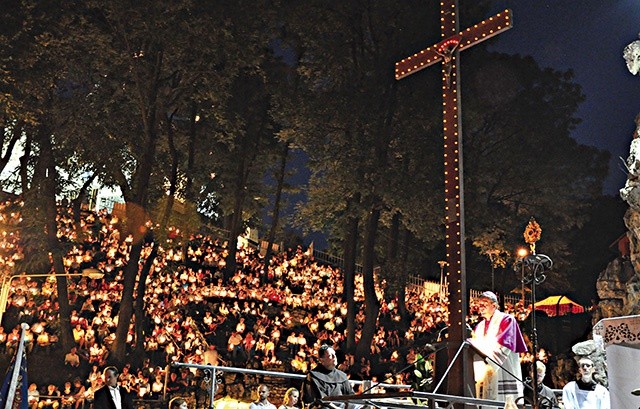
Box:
[0,0,618,357]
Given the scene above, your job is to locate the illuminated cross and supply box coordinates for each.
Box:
[395,1,512,398]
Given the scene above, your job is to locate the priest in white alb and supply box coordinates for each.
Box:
[468,291,527,403]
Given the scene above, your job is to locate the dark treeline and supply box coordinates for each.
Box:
[0,0,624,361]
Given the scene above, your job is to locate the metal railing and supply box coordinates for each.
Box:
[171,363,411,409]
[310,249,363,274]
[406,276,445,297]
[469,288,530,306]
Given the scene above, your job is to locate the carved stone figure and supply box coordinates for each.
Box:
[597,36,640,320]
[620,36,640,211]
[623,37,640,75]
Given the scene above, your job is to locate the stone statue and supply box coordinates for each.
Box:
[619,114,640,209]
[623,36,640,75]
[596,35,640,320]
[620,34,640,209]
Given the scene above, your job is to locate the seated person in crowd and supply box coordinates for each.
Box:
[28,383,39,409]
[64,347,80,367]
[38,384,61,409]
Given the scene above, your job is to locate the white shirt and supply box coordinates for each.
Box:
[562,381,610,409]
[109,386,122,409]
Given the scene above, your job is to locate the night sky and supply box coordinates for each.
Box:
[488,0,640,195]
[286,1,640,248]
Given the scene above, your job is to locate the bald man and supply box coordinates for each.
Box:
[302,345,354,409]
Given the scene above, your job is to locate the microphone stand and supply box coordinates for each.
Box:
[360,344,448,395]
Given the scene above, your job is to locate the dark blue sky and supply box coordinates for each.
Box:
[488,0,640,194]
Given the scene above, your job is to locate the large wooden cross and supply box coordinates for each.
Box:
[395,1,512,398]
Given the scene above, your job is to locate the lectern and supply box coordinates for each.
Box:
[593,315,640,408]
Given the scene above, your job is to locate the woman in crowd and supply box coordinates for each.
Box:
[278,388,300,409]
[169,397,188,409]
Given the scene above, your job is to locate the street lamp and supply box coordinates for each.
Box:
[516,247,529,305]
[0,269,104,325]
[515,253,552,409]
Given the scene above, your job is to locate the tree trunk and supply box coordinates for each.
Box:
[224,194,243,280]
[71,173,97,240]
[397,227,410,322]
[160,113,178,230]
[185,101,197,203]
[111,48,163,364]
[133,239,157,366]
[52,254,74,352]
[223,75,269,278]
[343,196,359,352]
[224,133,263,279]
[355,205,381,359]
[39,127,75,351]
[223,145,248,280]
[262,143,289,283]
[0,120,23,175]
[384,212,400,301]
[19,131,32,194]
[111,239,143,365]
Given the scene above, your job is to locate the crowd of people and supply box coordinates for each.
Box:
[0,201,562,408]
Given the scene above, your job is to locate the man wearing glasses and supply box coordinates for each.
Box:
[561,358,610,409]
[468,291,527,403]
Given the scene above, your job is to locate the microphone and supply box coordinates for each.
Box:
[417,343,437,355]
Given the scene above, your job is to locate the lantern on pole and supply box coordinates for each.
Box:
[523,217,542,254]
[514,217,553,409]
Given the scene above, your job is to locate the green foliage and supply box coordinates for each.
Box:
[461,51,609,291]
[0,0,617,307]
[149,197,202,239]
[282,0,445,246]
[281,1,610,296]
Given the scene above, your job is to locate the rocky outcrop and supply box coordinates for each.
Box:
[572,34,640,390]
[604,112,640,318]
[595,252,637,320]
[597,39,640,321]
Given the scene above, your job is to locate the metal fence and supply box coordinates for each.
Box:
[172,363,411,409]
[311,247,529,306]
[311,248,363,274]
[469,288,530,306]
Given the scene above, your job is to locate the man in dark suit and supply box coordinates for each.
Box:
[93,366,134,409]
